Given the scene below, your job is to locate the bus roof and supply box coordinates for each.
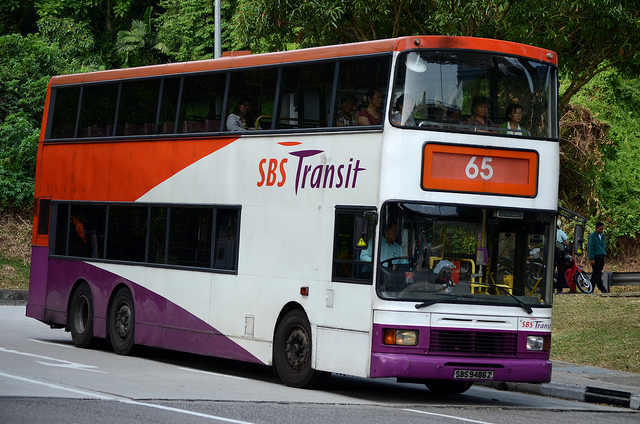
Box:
[50,36,557,86]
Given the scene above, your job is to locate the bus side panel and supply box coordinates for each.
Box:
[37,258,265,364]
[26,246,50,321]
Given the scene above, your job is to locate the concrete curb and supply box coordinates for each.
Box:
[482,380,640,409]
[0,289,28,305]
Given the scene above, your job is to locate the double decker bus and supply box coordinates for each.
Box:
[28,36,559,393]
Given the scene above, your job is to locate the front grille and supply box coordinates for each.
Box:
[430,329,517,357]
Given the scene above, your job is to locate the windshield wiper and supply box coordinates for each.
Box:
[472,282,533,314]
[415,294,475,309]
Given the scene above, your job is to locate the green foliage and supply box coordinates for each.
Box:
[157,0,237,61]
[116,8,169,66]
[0,113,39,209]
[0,33,62,124]
[571,68,640,248]
[0,32,103,211]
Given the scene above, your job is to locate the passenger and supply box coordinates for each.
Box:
[336,92,357,127]
[499,103,524,135]
[226,97,254,131]
[447,108,462,125]
[391,95,416,126]
[464,97,494,131]
[357,88,384,126]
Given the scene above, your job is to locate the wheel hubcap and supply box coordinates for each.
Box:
[285,327,309,369]
[115,304,131,338]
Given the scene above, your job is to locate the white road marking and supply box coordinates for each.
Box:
[0,371,258,423]
[0,371,113,399]
[118,398,258,424]
[0,346,104,373]
[178,366,248,380]
[404,408,496,424]
[28,338,74,349]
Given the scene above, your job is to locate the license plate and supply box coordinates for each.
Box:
[453,370,494,380]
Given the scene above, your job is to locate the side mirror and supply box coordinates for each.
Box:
[574,224,584,256]
[353,217,369,250]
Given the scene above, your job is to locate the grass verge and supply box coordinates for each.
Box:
[0,211,31,290]
[551,292,640,373]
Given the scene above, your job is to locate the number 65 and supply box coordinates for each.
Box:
[465,156,493,180]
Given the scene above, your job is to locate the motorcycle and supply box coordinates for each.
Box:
[559,247,594,294]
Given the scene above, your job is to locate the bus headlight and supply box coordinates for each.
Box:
[384,329,418,346]
[526,335,550,351]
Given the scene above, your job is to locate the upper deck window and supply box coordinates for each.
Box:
[391,51,557,139]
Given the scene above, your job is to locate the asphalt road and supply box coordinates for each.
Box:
[1,305,638,424]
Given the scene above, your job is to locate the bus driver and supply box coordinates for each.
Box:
[360,221,408,265]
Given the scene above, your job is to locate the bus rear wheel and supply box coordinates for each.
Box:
[109,287,137,355]
[273,310,330,389]
[69,284,95,348]
[425,380,473,395]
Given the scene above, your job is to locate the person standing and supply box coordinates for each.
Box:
[588,221,608,293]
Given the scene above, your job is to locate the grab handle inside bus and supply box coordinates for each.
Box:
[354,217,369,249]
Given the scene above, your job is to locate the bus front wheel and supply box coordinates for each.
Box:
[273,310,330,389]
[69,283,95,348]
[108,287,137,355]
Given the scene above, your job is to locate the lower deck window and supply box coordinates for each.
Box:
[51,202,240,272]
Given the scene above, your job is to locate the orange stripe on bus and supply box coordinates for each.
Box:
[49,36,556,87]
[36,137,237,202]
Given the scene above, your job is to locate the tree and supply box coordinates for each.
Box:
[231,0,640,111]
[116,8,169,66]
[231,0,429,52]
[0,32,102,210]
[156,0,237,61]
[502,0,640,114]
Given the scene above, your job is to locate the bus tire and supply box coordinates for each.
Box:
[425,380,473,395]
[273,310,330,389]
[108,287,137,355]
[69,284,95,348]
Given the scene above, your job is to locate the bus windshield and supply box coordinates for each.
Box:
[373,202,553,307]
[391,51,557,138]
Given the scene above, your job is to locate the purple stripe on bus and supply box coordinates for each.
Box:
[27,247,263,365]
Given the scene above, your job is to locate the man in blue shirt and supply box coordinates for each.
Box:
[588,221,608,293]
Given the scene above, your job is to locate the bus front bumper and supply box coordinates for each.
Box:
[370,353,552,383]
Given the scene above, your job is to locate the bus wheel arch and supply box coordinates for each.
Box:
[273,304,330,389]
[68,281,95,348]
[107,285,138,355]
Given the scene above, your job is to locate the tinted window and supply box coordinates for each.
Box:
[68,204,106,258]
[277,62,335,129]
[49,87,80,139]
[53,203,69,255]
[214,208,240,270]
[227,69,278,130]
[332,209,375,283]
[179,73,227,133]
[336,56,391,126]
[78,83,119,137]
[116,79,161,136]
[159,77,181,134]
[148,206,167,264]
[106,205,147,262]
[168,207,213,268]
